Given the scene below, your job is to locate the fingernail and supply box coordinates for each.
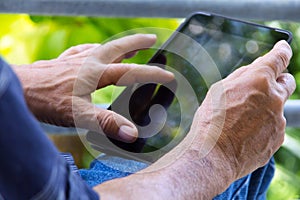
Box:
[118,125,137,142]
[145,34,157,39]
[165,71,175,78]
[276,40,292,59]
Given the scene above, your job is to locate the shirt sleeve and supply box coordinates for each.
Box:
[0,57,99,200]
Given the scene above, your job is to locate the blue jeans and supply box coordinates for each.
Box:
[0,57,274,199]
[78,154,274,200]
[0,58,98,200]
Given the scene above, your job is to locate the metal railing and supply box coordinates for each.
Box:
[285,100,300,127]
[1,0,300,127]
[0,0,300,21]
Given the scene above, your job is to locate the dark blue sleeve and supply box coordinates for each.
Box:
[0,57,99,200]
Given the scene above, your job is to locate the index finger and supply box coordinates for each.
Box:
[95,34,157,64]
[99,63,175,88]
[253,40,292,79]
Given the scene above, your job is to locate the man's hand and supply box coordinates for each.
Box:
[12,34,174,142]
[93,40,296,199]
[190,40,295,179]
[160,40,296,199]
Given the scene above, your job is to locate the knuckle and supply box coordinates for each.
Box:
[54,98,75,126]
[101,43,125,62]
[275,49,290,67]
[106,63,133,83]
[252,71,272,92]
[272,91,285,108]
[97,110,118,134]
[257,72,270,83]
[110,43,123,52]
[268,86,287,109]
[210,81,223,91]
[263,49,289,72]
[254,56,264,63]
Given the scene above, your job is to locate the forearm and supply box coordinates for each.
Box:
[165,149,233,199]
[93,168,175,199]
[92,159,231,200]
[146,142,233,199]
[93,137,233,200]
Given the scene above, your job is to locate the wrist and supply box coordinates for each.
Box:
[162,148,234,200]
[147,119,236,199]
[10,64,31,89]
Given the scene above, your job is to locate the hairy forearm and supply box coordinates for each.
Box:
[93,171,174,199]
[92,157,232,200]
[93,135,234,200]
[160,149,233,199]
[144,146,233,199]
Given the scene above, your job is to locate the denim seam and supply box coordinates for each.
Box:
[256,160,275,198]
[231,175,251,199]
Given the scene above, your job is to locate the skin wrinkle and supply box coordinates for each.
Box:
[11,37,296,199]
[215,130,239,179]
[97,111,118,137]
[104,43,126,62]
[151,153,203,199]
[273,49,290,71]
[221,106,280,178]
[184,150,231,199]
[13,34,174,141]
[102,63,132,86]
[191,42,290,183]
[276,81,290,101]
[55,97,74,125]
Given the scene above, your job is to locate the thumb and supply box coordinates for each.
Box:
[96,108,138,143]
[72,97,138,143]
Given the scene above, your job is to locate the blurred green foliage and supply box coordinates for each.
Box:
[0,14,299,199]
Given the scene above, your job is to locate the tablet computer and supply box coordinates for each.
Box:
[86,12,292,163]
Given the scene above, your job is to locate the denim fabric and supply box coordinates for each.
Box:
[78,154,274,199]
[61,153,80,174]
[79,154,148,187]
[213,157,275,200]
[0,58,98,200]
[29,154,99,200]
